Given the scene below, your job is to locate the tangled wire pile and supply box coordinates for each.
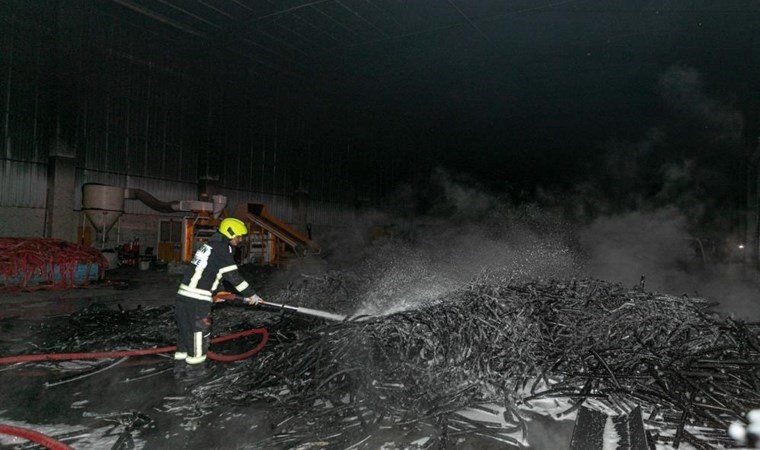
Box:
[29,275,760,449]
[37,303,178,353]
[166,276,757,449]
[0,238,107,291]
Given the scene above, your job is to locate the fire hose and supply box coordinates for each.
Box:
[0,327,268,365]
[0,294,341,448]
[0,328,268,447]
[0,424,74,450]
[0,290,344,365]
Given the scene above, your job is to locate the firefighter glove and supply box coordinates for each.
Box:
[245,294,263,306]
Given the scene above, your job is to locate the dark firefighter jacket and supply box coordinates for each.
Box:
[176,233,256,302]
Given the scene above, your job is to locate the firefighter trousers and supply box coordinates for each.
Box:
[174,296,212,365]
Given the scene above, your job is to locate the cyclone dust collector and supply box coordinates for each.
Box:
[81,184,125,248]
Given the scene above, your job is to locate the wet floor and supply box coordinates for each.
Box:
[0,266,577,449]
[1,361,276,449]
[0,267,280,449]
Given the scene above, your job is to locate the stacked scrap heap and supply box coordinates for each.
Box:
[39,276,760,449]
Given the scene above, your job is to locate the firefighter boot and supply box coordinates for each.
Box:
[178,362,211,386]
[173,361,187,380]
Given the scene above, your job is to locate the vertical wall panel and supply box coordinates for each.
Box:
[0,1,388,240]
[83,93,107,167]
[74,7,200,184]
[0,159,47,208]
[0,2,50,163]
[0,15,9,159]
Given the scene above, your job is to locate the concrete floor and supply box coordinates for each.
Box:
[0,266,283,449]
[18,259,757,449]
[1,266,577,450]
[2,259,757,449]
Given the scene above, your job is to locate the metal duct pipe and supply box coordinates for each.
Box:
[211,194,228,218]
[83,184,223,223]
[123,188,182,213]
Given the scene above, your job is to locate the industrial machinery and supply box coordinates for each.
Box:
[81,184,126,248]
[235,202,320,267]
[247,226,276,265]
[81,183,228,263]
[181,214,222,263]
[81,183,319,267]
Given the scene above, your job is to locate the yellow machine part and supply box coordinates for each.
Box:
[182,216,221,262]
[233,202,318,266]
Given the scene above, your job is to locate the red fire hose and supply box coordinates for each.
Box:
[0,327,268,365]
[0,424,74,450]
[0,328,268,447]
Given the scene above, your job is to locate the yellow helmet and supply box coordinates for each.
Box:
[219,218,248,239]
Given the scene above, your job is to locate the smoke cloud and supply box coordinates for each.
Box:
[276,64,757,323]
[657,64,745,142]
[576,63,757,319]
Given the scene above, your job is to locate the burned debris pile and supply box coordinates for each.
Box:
[183,276,760,449]
[38,303,177,353]
[32,276,760,449]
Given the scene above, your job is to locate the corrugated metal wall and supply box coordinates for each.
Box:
[0,2,51,164]
[0,1,49,212]
[74,5,202,184]
[0,1,399,238]
[0,159,47,208]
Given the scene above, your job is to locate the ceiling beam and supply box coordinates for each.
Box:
[109,0,207,38]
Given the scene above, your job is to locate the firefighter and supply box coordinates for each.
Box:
[174,217,263,381]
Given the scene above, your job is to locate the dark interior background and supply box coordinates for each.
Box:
[1,0,759,237]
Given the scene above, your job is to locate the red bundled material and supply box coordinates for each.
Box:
[0,238,108,291]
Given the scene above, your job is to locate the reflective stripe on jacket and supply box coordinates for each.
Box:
[176,232,256,302]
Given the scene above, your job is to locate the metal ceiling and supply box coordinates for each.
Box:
[103,0,760,143]
[104,0,608,95]
[103,1,760,112]
[109,0,516,71]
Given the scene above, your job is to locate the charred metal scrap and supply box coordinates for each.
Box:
[37,277,760,449]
